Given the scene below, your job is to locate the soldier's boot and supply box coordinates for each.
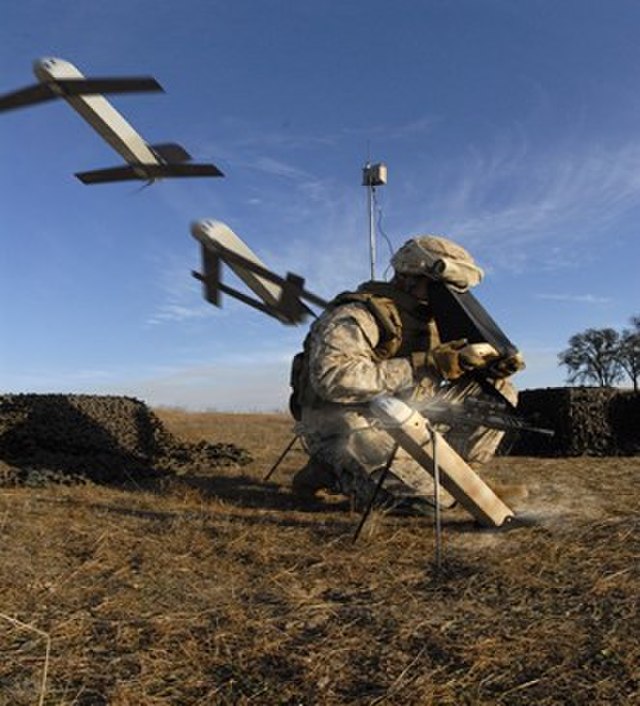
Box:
[291,459,339,500]
[387,496,437,517]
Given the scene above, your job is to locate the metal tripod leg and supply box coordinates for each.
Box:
[432,427,442,572]
[352,442,400,543]
[263,434,300,481]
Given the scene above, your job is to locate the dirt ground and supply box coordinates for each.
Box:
[0,404,638,705]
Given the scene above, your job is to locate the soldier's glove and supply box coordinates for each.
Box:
[487,352,526,379]
[410,351,430,379]
[430,341,501,381]
[429,339,470,380]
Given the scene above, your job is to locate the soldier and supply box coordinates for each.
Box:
[288,235,525,514]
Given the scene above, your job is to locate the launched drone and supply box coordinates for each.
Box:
[190,219,327,325]
[0,57,224,184]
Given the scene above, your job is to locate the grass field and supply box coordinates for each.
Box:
[1,409,638,705]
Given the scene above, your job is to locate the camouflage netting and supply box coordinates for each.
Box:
[0,393,252,486]
[508,387,640,457]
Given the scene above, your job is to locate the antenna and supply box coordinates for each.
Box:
[362,161,387,280]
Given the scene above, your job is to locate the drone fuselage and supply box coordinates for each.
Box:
[34,57,158,170]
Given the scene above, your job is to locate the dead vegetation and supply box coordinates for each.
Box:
[0,401,638,705]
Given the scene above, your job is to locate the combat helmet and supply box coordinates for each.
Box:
[391,235,484,291]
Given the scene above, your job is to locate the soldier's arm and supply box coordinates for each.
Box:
[308,304,414,404]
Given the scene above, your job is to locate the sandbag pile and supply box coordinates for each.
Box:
[509,387,640,457]
[0,393,252,486]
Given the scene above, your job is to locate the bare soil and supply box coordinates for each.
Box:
[0,402,638,705]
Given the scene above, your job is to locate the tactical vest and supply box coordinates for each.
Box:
[289,281,439,420]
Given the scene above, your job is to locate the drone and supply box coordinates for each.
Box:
[0,57,223,184]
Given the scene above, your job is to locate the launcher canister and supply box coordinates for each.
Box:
[370,396,515,528]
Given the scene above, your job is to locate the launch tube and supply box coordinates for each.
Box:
[370,396,514,528]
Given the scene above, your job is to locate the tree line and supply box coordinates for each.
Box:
[558,315,640,392]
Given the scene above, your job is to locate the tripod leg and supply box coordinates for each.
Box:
[263,435,299,481]
[432,428,443,573]
[352,442,399,543]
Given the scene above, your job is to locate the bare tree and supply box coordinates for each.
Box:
[618,315,640,392]
[558,327,624,387]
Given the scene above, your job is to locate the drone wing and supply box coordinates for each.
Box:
[75,161,224,184]
[0,83,58,111]
[51,77,163,96]
[0,77,163,112]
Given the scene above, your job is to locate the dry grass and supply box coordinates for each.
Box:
[0,409,638,705]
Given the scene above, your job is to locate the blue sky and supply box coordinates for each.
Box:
[1,1,639,410]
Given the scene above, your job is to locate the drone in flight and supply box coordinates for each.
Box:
[191,219,327,325]
[0,57,224,184]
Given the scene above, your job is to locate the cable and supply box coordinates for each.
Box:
[372,187,396,280]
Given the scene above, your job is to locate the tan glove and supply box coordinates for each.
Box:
[410,351,429,375]
[430,341,502,381]
[428,339,471,380]
[487,351,526,379]
[459,342,501,369]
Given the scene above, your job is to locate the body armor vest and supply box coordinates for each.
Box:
[289,281,440,419]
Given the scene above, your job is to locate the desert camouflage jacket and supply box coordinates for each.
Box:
[306,301,413,404]
[303,293,440,406]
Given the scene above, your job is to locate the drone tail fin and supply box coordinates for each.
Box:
[150,143,192,163]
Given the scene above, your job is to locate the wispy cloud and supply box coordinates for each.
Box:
[215,115,439,156]
[144,251,215,327]
[249,156,311,180]
[216,117,338,151]
[535,293,612,304]
[341,115,441,141]
[146,303,212,325]
[402,135,640,272]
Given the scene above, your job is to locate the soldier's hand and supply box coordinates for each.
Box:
[488,352,526,379]
[429,339,471,380]
[409,351,430,379]
[459,343,501,370]
[430,341,502,381]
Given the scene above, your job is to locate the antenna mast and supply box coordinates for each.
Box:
[362,161,387,280]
